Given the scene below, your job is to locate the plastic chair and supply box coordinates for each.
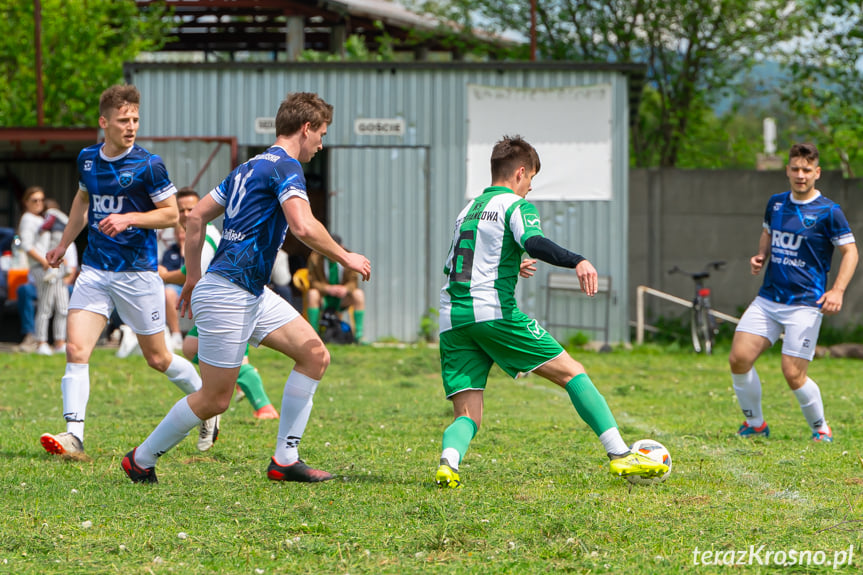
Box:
[7,269,30,303]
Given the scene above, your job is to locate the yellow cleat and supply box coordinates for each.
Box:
[609,452,668,478]
[435,463,463,489]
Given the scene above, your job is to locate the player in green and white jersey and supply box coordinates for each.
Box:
[435,135,667,488]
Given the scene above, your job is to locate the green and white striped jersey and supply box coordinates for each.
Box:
[440,186,545,332]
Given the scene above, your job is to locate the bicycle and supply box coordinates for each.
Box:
[668,261,726,354]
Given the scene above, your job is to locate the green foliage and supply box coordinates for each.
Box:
[565,330,591,348]
[779,0,863,177]
[418,307,439,342]
[0,0,170,127]
[299,25,398,63]
[2,346,863,572]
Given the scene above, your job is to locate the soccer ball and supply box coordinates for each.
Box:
[626,439,672,485]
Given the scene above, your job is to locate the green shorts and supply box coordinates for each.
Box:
[439,313,564,398]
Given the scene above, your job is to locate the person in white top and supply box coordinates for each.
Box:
[17,186,68,356]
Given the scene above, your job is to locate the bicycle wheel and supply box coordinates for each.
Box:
[690,304,714,354]
[690,306,703,353]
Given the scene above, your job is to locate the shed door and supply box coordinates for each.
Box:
[328,147,429,342]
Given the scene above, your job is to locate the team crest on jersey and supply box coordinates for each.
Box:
[802,215,817,228]
[83,160,93,171]
[527,319,546,339]
[118,172,134,188]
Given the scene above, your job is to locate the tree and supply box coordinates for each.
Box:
[418,0,806,168]
[0,0,169,127]
[780,0,863,177]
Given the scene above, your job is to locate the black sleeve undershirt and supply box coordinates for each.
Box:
[523,235,586,269]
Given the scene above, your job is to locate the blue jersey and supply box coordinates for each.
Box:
[207,146,309,296]
[78,143,176,272]
[759,191,855,307]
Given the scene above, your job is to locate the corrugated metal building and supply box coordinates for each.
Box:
[126,61,638,344]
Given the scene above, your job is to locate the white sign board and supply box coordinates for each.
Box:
[466,84,613,201]
[354,118,405,137]
[255,117,276,134]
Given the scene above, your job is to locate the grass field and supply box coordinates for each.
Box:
[2,343,862,574]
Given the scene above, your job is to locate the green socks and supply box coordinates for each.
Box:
[236,363,273,410]
[441,416,478,468]
[308,307,320,333]
[353,309,364,341]
[565,373,618,436]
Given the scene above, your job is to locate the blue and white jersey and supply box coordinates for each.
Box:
[207,145,308,296]
[759,191,855,307]
[78,143,176,272]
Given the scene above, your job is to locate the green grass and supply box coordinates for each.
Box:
[2,343,862,574]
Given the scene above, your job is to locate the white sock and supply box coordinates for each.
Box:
[136,396,202,468]
[61,363,89,442]
[274,371,320,465]
[732,369,764,427]
[440,447,461,470]
[164,354,202,395]
[599,427,629,456]
[793,377,828,432]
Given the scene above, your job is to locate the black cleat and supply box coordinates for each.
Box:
[266,457,333,482]
[121,448,158,484]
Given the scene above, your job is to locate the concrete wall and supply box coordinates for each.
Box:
[630,168,863,332]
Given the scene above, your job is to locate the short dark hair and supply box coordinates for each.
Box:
[99,85,140,119]
[490,135,541,182]
[789,143,819,164]
[176,187,200,202]
[275,92,334,137]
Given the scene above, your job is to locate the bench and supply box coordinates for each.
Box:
[544,272,613,351]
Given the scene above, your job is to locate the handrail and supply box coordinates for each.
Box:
[635,285,739,345]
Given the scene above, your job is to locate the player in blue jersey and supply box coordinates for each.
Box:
[39,85,211,459]
[122,92,371,484]
[730,143,858,443]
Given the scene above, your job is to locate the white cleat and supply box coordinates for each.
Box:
[197,415,220,451]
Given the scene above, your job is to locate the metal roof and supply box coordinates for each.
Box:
[135,0,510,56]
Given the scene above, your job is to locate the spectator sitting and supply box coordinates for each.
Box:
[306,234,365,342]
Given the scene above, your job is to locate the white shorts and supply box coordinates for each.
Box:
[192,272,300,368]
[736,296,823,360]
[69,265,166,335]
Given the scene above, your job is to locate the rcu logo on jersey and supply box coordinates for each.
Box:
[772,230,803,251]
[92,194,126,215]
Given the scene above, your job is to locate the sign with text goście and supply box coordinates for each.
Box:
[354,118,405,136]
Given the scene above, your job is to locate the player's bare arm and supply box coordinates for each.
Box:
[160,266,186,286]
[817,242,858,315]
[178,194,224,318]
[46,189,89,268]
[98,195,179,238]
[750,228,771,275]
[283,196,371,281]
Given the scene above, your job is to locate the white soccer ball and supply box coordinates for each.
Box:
[626,439,672,485]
